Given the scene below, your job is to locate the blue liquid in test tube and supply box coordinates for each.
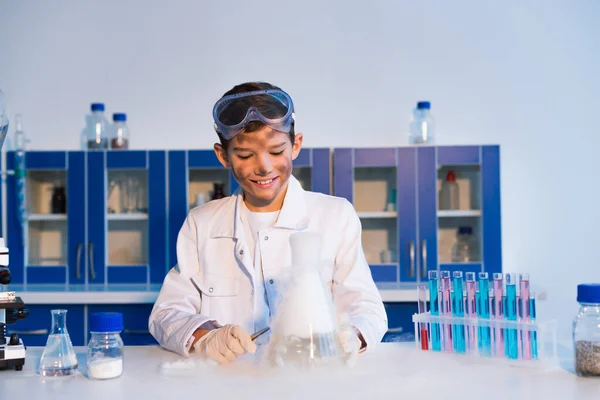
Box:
[428,270,441,351]
[505,273,519,359]
[452,271,466,353]
[477,272,491,356]
[530,290,538,359]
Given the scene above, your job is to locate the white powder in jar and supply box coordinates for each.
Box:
[87,357,123,380]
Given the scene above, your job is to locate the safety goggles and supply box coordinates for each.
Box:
[212,89,295,140]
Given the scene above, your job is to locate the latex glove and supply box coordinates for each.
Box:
[193,324,256,365]
[338,313,363,367]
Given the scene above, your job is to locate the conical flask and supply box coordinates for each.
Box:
[268,231,344,368]
[39,309,78,376]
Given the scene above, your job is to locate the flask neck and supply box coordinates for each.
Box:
[50,309,69,335]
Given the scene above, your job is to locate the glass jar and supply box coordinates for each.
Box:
[87,312,124,380]
[573,284,600,377]
[452,226,474,262]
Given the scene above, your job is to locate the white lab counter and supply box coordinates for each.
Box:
[7,283,418,304]
[0,343,595,399]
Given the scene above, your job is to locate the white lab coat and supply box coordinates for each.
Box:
[149,175,388,356]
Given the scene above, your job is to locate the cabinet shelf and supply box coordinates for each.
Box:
[357,211,398,219]
[28,213,67,221]
[107,213,148,221]
[437,210,481,218]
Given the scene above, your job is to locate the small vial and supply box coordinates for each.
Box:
[87,312,124,380]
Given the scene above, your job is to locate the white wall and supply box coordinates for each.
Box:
[1,0,599,340]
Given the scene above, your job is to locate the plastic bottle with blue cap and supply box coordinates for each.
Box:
[83,103,109,149]
[408,101,435,145]
[87,312,124,380]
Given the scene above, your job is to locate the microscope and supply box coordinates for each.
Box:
[0,90,30,371]
[0,239,29,371]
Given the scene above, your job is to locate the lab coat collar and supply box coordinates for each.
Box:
[209,175,309,239]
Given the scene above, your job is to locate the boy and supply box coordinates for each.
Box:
[149,82,387,365]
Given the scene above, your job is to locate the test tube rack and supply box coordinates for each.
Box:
[412,312,558,369]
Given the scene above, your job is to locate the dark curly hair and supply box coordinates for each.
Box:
[215,81,295,150]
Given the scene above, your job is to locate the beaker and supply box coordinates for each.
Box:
[267,231,345,368]
[39,309,78,376]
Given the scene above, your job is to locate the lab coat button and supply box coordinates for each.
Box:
[264,236,269,241]
[269,279,274,284]
[209,287,213,293]
[239,250,244,255]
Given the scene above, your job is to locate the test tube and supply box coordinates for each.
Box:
[492,273,504,357]
[477,272,491,356]
[465,272,477,353]
[505,273,519,359]
[530,289,538,359]
[417,285,429,350]
[440,271,453,352]
[452,271,466,353]
[520,273,531,360]
[428,271,441,351]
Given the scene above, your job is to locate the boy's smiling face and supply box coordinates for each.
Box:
[214,126,303,212]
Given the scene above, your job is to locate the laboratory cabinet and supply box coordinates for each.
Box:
[167,148,331,268]
[6,303,156,346]
[5,150,168,285]
[334,145,501,285]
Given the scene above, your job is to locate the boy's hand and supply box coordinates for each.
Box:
[193,324,256,365]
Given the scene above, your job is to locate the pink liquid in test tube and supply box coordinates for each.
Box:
[493,273,504,357]
[520,273,531,360]
[465,272,477,353]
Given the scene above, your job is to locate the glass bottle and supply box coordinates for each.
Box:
[39,309,78,376]
[408,101,435,145]
[452,226,474,262]
[110,113,129,150]
[439,170,459,210]
[212,182,226,200]
[87,312,124,380]
[83,103,108,149]
[573,284,600,377]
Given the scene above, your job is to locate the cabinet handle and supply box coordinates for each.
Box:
[88,241,96,280]
[408,241,415,278]
[421,240,427,278]
[8,329,48,335]
[124,329,151,335]
[76,242,83,279]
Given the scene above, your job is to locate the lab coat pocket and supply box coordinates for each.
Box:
[192,273,240,320]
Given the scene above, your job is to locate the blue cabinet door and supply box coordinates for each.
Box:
[416,147,438,282]
[68,151,87,284]
[87,151,106,284]
[397,148,418,282]
[481,146,502,275]
[7,304,85,346]
[334,148,401,284]
[6,151,71,284]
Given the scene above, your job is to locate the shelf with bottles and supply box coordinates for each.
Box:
[188,169,231,209]
[107,170,148,215]
[26,170,68,216]
[361,217,398,266]
[28,220,68,266]
[437,217,481,264]
[437,165,481,213]
[108,220,148,266]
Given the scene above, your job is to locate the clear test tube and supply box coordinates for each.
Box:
[465,272,477,353]
[417,285,429,350]
[492,273,504,357]
[520,273,531,360]
[428,270,441,351]
[440,271,452,352]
